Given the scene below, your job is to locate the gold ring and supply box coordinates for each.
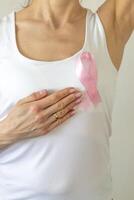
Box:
[54,113,59,120]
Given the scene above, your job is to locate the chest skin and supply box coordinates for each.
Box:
[15,6,122,72]
[15,9,87,62]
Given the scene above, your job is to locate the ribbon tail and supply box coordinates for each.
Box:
[87,88,101,106]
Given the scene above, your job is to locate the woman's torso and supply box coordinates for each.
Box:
[0,9,117,200]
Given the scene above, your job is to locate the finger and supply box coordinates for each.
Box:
[17,89,48,105]
[44,94,82,118]
[45,109,76,134]
[37,98,81,131]
[28,108,76,138]
[45,106,76,127]
[29,110,75,137]
[38,87,80,109]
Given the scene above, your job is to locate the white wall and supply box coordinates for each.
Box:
[0,1,134,199]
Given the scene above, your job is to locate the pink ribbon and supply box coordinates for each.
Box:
[76,51,101,110]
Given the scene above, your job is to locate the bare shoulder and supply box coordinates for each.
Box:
[16,6,29,17]
[15,7,34,24]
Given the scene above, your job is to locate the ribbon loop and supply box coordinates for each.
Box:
[76,51,101,110]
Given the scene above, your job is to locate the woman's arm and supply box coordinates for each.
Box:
[0,88,82,150]
[0,121,15,149]
[114,0,134,44]
[96,0,134,71]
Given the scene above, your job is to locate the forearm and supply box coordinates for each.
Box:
[0,121,16,150]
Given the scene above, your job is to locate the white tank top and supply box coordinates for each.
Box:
[0,9,117,200]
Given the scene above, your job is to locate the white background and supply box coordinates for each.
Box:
[0,0,134,199]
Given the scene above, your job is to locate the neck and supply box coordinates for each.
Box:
[28,0,86,24]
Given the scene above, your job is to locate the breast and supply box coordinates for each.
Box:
[0,106,111,195]
[0,55,111,197]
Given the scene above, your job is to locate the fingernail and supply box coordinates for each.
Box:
[75,92,83,97]
[75,98,82,104]
[73,105,79,110]
[70,110,76,115]
[39,89,47,94]
[69,88,77,93]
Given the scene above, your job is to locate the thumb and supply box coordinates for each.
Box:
[18,89,48,104]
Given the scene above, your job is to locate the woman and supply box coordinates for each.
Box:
[0,0,133,199]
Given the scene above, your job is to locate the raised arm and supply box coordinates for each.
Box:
[96,0,134,71]
[114,0,134,44]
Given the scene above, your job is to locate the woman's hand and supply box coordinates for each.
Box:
[0,87,83,149]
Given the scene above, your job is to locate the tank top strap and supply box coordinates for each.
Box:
[82,10,118,133]
[0,12,13,57]
[83,9,94,52]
